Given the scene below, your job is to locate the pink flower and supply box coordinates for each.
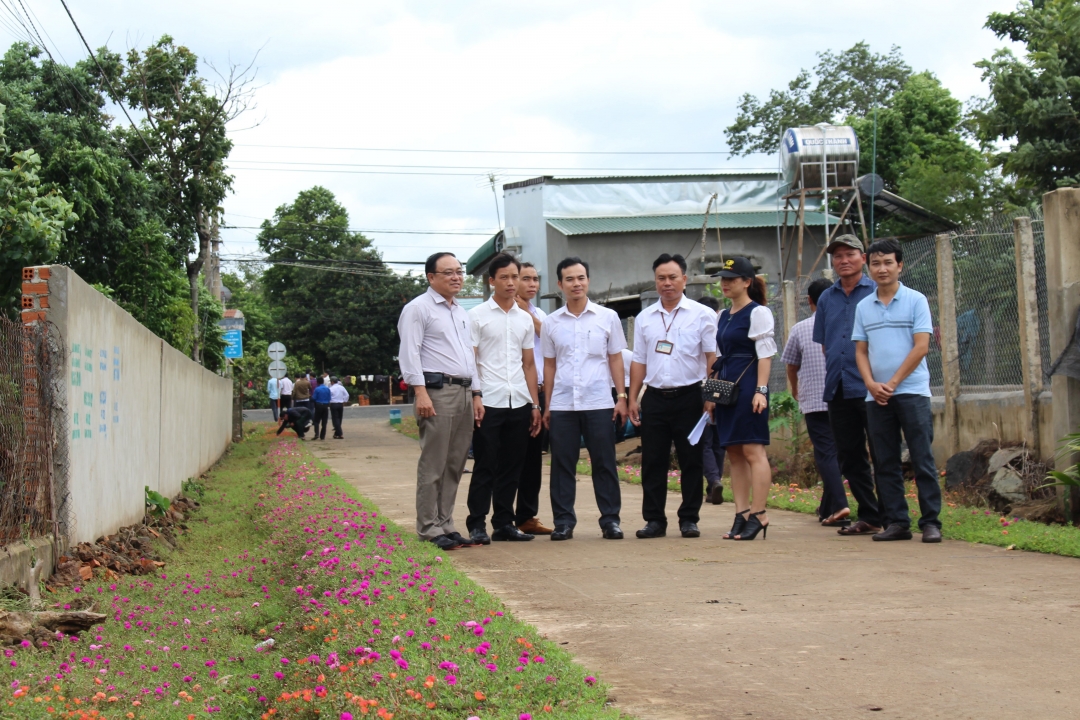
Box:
[585,675,597,685]
[445,673,457,685]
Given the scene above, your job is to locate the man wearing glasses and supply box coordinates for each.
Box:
[398,252,484,551]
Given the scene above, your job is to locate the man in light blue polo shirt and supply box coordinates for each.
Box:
[853,239,942,544]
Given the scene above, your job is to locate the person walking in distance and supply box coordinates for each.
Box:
[466,254,543,544]
[782,278,848,526]
[513,261,554,535]
[329,376,348,439]
[267,374,280,422]
[712,257,777,541]
[312,377,331,440]
[278,374,293,412]
[813,234,886,537]
[628,254,717,539]
[292,374,312,413]
[398,252,484,551]
[541,257,628,541]
[697,295,726,504]
[853,240,943,543]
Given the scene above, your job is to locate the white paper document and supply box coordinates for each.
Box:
[687,411,711,446]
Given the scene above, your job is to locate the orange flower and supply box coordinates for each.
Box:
[474,691,486,701]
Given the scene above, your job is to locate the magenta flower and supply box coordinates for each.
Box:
[445,673,457,685]
[585,675,597,685]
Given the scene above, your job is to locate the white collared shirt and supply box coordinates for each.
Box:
[329,383,350,403]
[631,294,718,388]
[469,297,535,409]
[527,303,547,385]
[397,286,480,388]
[279,377,293,395]
[541,300,627,411]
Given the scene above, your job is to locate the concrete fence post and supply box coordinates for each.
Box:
[782,280,797,342]
[1043,189,1080,523]
[935,233,961,457]
[1013,217,1044,454]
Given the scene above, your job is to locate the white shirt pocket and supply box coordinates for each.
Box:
[587,329,609,357]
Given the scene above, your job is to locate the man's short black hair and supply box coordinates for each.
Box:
[697,295,720,311]
[652,253,687,273]
[425,251,458,275]
[487,253,521,280]
[520,261,536,271]
[808,278,832,306]
[865,239,903,264]
[556,256,589,281]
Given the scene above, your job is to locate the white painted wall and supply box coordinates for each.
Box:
[44,266,232,544]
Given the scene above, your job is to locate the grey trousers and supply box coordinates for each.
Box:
[415,384,474,540]
[548,409,622,530]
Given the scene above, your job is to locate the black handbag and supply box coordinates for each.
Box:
[702,360,755,406]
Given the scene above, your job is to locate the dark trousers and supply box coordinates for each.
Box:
[702,418,726,486]
[828,395,884,528]
[549,409,622,530]
[866,395,942,530]
[804,411,846,518]
[270,399,280,422]
[330,402,344,437]
[640,387,705,525]
[467,404,533,531]
[516,390,546,525]
[280,395,292,411]
[313,403,329,439]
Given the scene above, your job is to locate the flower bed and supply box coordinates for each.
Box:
[1,432,617,719]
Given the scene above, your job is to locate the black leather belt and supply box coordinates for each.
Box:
[646,383,699,399]
[443,375,471,387]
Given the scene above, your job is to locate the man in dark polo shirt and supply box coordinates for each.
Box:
[812,234,885,536]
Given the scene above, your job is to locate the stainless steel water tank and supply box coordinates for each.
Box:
[781,125,861,190]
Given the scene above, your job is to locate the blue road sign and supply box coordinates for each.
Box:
[223,329,243,359]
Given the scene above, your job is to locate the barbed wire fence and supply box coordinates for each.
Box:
[0,315,71,548]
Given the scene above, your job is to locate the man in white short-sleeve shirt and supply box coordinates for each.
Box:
[540,257,628,541]
[628,253,718,539]
[465,254,542,545]
[512,261,554,535]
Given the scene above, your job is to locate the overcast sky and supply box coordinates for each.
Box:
[7,1,1020,270]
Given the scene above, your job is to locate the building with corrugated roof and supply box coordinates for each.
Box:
[466,172,832,316]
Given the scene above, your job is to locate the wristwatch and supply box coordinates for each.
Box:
[472,390,483,398]
[755,386,769,395]
[616,392,628,399]
[531,404,540,410]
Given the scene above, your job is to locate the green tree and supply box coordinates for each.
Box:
[974,0,1080,190]
[111,35,255,360]
[258,186,426,375]
[725,42,911,155]
[0,102,76,311]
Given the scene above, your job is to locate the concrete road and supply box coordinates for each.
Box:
[243,404,412,423]
[306,417,1080,720]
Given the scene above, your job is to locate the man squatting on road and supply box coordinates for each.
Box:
[465,253,543,544]
[397,251,484,551]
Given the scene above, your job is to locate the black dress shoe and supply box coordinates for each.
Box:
[602,523,624,540]
[492,524,535,542]
[430,534,460,550]
[635,521,667,539]
[921,525,942,543]
[707,484,724,505]
[872,523,913,541]
[465,528,491,546]
[550,526,574,541]
[680,521,701,538]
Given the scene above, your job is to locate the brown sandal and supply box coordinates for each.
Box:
[837,520,881,536]
[821,508,851,526]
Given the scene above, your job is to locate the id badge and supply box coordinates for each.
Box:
[655,340,674,355]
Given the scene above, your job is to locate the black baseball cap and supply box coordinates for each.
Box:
[713,256,755,279]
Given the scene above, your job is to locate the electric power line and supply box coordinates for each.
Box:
[229,165,773,178]
[229,158,770,172]
[234,143,767,155]
[222,223,492,235]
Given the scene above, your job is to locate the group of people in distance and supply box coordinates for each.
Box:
[273,371,350,441]
[395,233,943,551]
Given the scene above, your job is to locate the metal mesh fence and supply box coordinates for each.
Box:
[0,316,68,545]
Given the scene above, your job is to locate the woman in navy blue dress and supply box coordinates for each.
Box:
[712,257,776,540]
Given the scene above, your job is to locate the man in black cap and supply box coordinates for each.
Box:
[812,233,886,536]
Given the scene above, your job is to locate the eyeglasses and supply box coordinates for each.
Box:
[433,270,466,277]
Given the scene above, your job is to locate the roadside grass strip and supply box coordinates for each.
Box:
[1,430,617,719]
[577,459,1080,558]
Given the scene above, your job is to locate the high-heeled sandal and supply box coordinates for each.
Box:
[735,510,768,540]
[722,510,749,540]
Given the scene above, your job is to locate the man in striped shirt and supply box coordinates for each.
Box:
[781,278,847,526]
